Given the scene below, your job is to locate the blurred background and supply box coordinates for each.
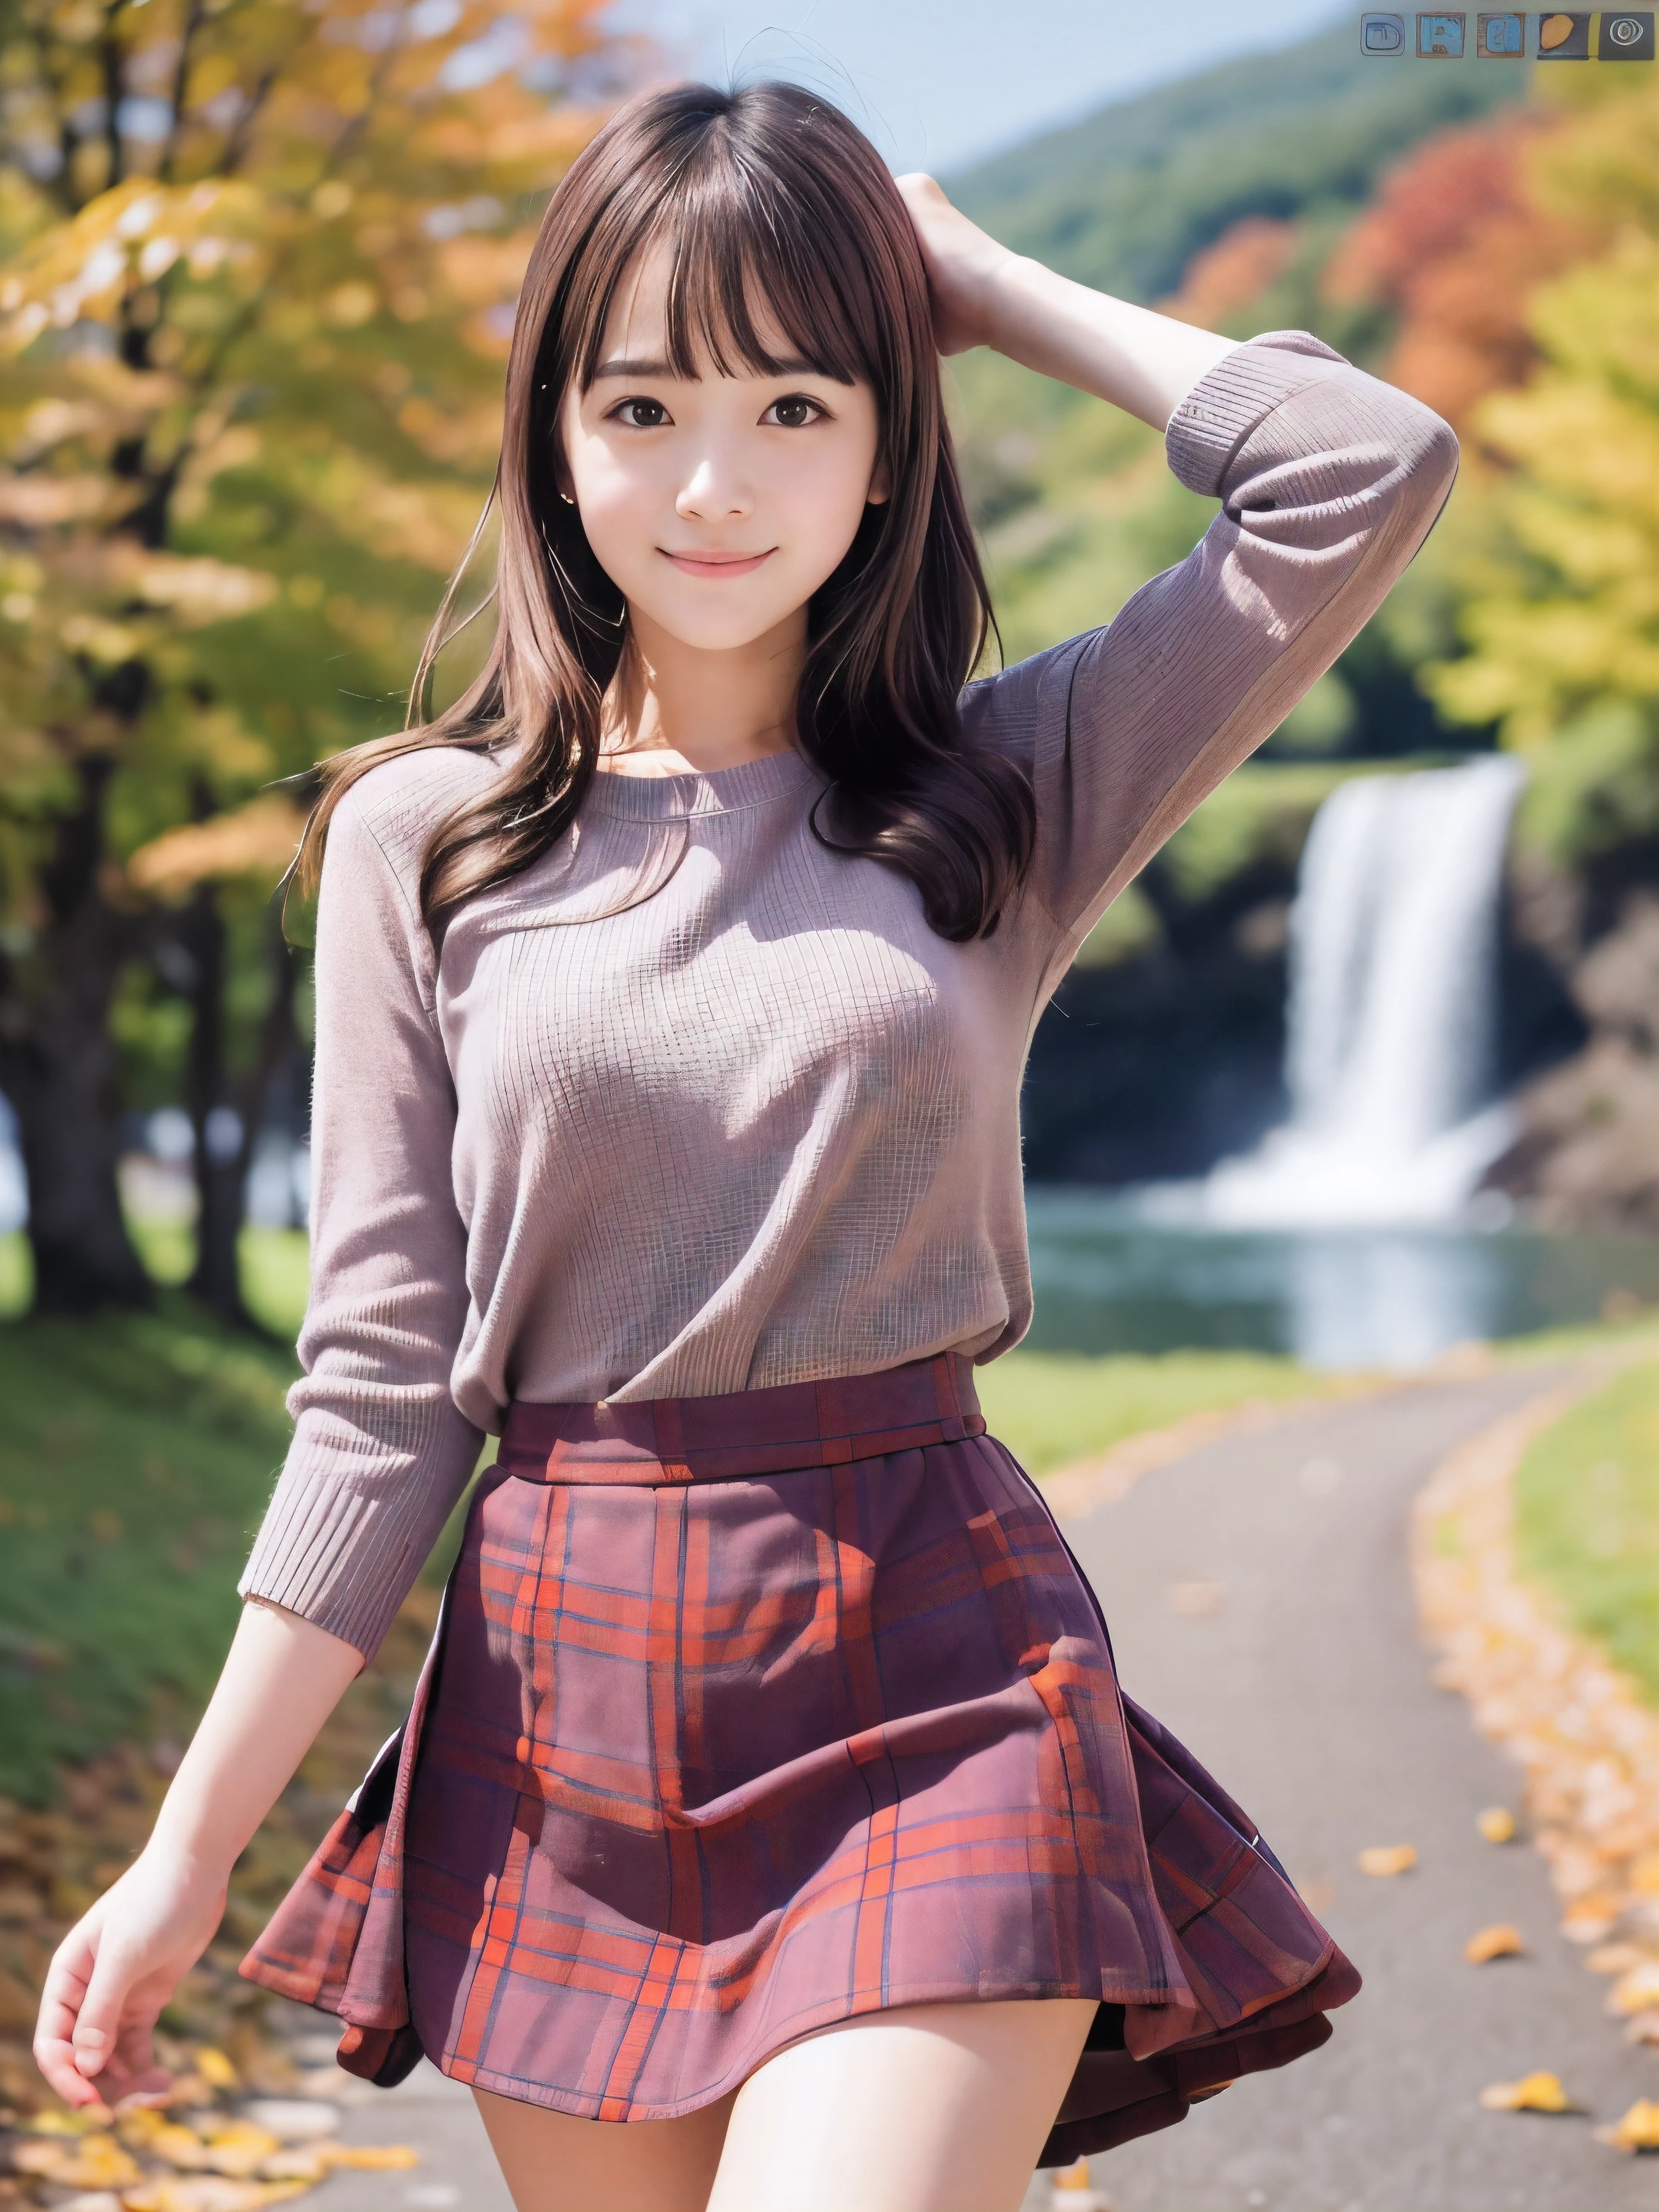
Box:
[0,1,1655,2203]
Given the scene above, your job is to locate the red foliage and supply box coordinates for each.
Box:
[1320,112,1591,432]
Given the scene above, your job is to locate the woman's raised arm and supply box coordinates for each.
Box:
[898,175,1459,979]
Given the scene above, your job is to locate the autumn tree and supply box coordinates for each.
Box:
[1420,76,1659,864]
[0,0,623,1317]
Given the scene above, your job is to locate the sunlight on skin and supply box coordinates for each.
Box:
[559,237,887,781]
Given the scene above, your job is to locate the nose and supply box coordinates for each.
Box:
[675,447,753,523]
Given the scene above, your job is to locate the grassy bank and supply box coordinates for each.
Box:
[0,1308,296,1801]
[978,1347,1327,1474]
[1514,1355,1659,1706]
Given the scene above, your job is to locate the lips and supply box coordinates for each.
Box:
[660,548,776,579]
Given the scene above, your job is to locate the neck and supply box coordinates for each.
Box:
[599,607,804,777]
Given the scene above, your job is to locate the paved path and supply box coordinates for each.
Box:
[1049,1369,1659,2212]
[278,1370,1659,2211]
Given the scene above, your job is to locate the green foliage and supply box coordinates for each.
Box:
[950,27,1527,304]
[1514,1357,1659,1705]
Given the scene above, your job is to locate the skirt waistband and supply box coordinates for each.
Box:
[496,1352,985,1486]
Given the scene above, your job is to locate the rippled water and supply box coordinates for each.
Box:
[1023,1188,1659,1368]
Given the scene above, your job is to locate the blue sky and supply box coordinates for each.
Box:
[630,1,1348,174]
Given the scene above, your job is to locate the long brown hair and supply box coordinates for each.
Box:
[296,81,1035,941]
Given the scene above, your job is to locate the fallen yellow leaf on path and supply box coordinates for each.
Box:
[322,2143,420,2171]
[118,2179,308,2210]
[148,2121,214,2169]
[1358,1844,1417,1878]
[11,2132,143,2188]
[1561,1896,1620,1943]
[1477,1807,1517,1844]
[1597,2098,1659,2153]
[1466,1924,1526,1964]
[1587,1943,1642,1975]
[1609,1962,1659,2016]
[1479,2071,1578,2113]
[193,2050,239,2092]
[259,2146,330,2184]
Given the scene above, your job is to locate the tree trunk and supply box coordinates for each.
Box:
[0,756,152,1313]
[184,894,299,1328]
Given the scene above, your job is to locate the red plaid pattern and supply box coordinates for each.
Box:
[241,1354,1356,2161]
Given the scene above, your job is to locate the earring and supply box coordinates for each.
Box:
[559,491,575,506]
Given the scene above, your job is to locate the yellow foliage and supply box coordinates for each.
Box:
[1465,1922,1526,1963]
[1479,2070,1577,2112]
[1425,234,1659,754]
[1421,77,1659,862]
[0,0,626,956]
[127,795,304,896]
[1356,1843,1418,1877]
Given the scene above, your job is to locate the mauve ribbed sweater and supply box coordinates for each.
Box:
[239,331,1458,1657]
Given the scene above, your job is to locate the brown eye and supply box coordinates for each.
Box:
[612,397,669,428]
[765,395,822,429]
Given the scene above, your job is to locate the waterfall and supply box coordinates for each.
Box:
[1200,755,1525,1229]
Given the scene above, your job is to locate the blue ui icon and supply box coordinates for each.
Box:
[1417,11,1467,53]
[1361,11,1406,50]
[1477,11,1526,54]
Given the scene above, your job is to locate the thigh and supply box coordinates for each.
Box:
[707,1998,1097,2212]
[473,2083,738,2212]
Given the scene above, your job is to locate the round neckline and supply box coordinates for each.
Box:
[586,746,823,820]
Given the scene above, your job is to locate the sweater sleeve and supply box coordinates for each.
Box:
[237,784,482,1661]
[959,330,1459,979]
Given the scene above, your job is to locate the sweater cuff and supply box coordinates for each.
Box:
[238,1420,480,1660]
[1166,330,1350,500]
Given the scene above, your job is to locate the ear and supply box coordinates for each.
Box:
[866,456,890,506]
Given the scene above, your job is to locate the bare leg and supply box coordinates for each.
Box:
[472,2083,737,2212]
[707,1997,1098,2212]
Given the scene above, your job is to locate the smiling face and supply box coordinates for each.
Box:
[558,239,887,663]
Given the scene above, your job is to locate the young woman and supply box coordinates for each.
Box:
[36,81,1455,2212]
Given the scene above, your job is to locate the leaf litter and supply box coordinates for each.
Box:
[1414,1366,1659,2133]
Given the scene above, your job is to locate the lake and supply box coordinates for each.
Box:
[1023,1188,1659,1368]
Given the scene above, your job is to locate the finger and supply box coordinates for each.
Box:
[110,1992,171,2099]
[72,1938,140,2083]
[35,1932,107,2108]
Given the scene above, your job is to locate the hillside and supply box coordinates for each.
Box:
[948,22,1531,303]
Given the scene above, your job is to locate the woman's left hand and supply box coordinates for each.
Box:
[894,175,1017,357]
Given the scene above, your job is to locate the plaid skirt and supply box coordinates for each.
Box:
[241,1353,1357,2165]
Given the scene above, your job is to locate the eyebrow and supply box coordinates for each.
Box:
[590,355,826,381]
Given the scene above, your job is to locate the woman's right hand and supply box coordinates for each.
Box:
[34,1846,230,2110]
[31,1597,362,2111]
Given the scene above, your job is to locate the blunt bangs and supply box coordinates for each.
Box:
[561,97,901,399]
